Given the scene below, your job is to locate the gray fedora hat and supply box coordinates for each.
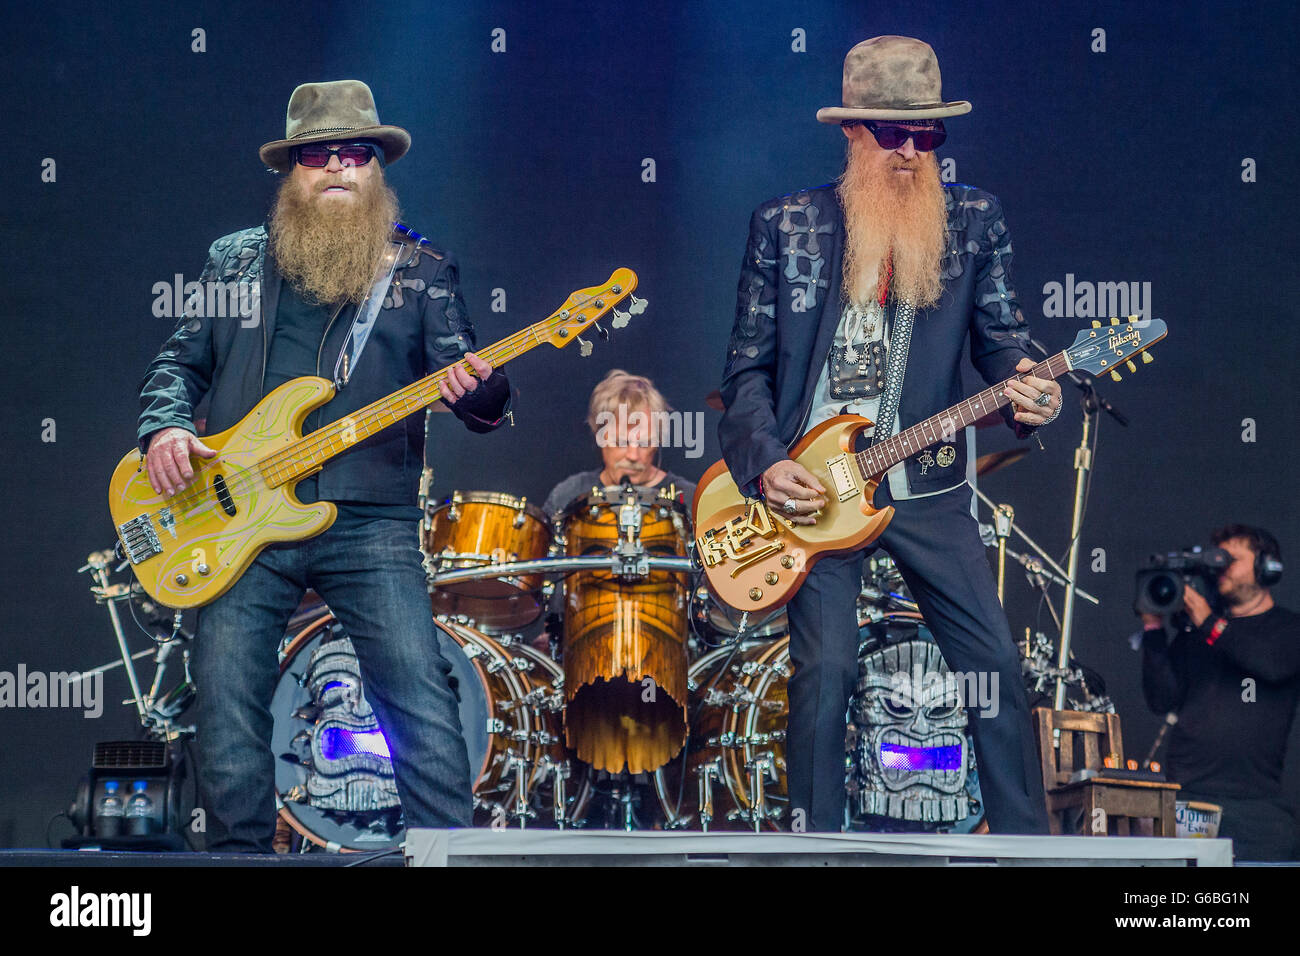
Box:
[258,80,411,172]
[816,36,971,123]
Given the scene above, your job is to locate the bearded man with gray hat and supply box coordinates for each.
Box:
[718,36,1058,833]
[136,80,511,851]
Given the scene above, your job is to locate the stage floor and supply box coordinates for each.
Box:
[0,831,1238,867]
[403,830,1234,867]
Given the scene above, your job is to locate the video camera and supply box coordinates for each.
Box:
[1134,546,1230,617]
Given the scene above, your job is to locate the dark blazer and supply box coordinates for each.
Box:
[718,182,1035,498]
[137,223,511,506]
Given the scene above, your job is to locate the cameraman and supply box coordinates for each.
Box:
[1140,525,1300,860]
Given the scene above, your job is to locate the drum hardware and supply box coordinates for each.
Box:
[1019,628,1114,714]
[533,755,571,828]
[741,752,782,831]
[992,502,1014,605]
[1025,333,1130,714]
[695,758,721,830]
[427,554,695,588]
[506,754,536,827]
[78,549,196,741]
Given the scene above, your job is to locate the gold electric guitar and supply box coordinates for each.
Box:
[110,269,641,609]
[694,317,1167,614]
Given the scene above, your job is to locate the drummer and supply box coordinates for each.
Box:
[536,369,696,652]
[541,369,696,518]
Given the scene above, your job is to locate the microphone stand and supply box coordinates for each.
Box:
[1028,337,1128,712]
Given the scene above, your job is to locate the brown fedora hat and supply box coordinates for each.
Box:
[258,80,411,172]
[816,36,971,123]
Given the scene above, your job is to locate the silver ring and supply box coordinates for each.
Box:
[1034,392,1050,407]
[783,498,799,515]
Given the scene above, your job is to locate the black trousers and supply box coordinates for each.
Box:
[785,479,1051,833]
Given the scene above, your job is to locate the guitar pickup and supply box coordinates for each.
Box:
[118,514,163,564]
[826,454,859,502]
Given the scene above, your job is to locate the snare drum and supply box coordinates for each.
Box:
[423,490,552,631]
[559,487,691,774]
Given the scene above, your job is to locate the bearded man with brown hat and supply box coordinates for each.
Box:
[136,80,511,851]
[717,36,1058,833]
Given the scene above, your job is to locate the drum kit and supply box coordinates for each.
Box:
[75,447,1112,852]
[268,473,1014,848]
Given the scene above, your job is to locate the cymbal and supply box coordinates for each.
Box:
[975,447,1031,477]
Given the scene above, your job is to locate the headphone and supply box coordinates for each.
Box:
[1254,529,1284,587]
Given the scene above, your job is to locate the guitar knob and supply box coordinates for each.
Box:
[780,555,795,569]
[175,573,189,586]
[764,571,778,585]
[748,587,763,601]
[196,563,210,576]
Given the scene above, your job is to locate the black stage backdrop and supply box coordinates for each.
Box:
[2,0,1298,850]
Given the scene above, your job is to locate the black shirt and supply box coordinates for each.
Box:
[1142,605,1300,800]
[264,280,420,524]
[541,469,697,520]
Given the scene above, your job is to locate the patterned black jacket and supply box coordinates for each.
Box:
[137,224,511,506]
[718,182,1035,499]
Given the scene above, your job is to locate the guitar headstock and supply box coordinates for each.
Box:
[1066,316,1167,381]
[539,268,642,356]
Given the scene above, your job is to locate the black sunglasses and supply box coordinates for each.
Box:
[844,120,947,152]
[292,142,382,168]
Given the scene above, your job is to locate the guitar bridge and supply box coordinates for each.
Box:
[118,514,163,564]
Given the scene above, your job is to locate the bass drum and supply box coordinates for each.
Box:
[272,607,568,851]
[848,614,986,833]
[655,615,986,834]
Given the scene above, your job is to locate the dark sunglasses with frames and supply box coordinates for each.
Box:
[291,141,384,168]
[843,120,947,152]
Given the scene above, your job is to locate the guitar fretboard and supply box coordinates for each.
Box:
[855,353,1070,479]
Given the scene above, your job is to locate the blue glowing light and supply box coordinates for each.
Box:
[319,727,392,761]
[879,741,962,771]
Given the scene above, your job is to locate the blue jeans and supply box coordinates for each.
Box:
[194,518,472,852]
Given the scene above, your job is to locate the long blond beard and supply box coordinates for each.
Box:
[269,169,400,305]
[837,137,948,309]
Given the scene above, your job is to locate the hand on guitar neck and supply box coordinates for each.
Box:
[761,458,827,526]
[145,427,217,497]
[437,351,496,406]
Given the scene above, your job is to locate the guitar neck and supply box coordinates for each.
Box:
[855,351,1071,479]
[258,326,544,488]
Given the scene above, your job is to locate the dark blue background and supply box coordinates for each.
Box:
[2,0,1297,850]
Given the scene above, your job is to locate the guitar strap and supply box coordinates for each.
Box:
[870,296,917,446]
[332,239,406,389]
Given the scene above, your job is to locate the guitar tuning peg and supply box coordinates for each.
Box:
[1091,320,1102,329]
[610,307,630,329]
[1110,317,1121,326]
[628,294,647,315]
[1128,314,1139,324]
[1109,369,1122,382]
[577,335,593,357]
[1141,352,1153,364]
[1126,360,1137,373]
[596,322,610,341]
